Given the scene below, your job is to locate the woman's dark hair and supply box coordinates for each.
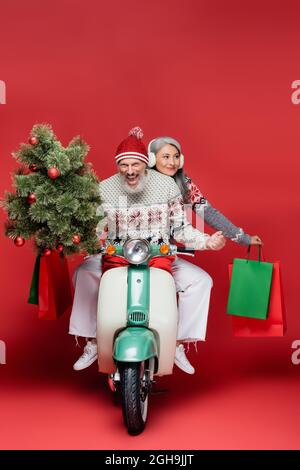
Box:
[173,168,190,204]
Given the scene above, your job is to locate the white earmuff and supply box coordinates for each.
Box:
[147,139,156,167]
[147,151,156,167]
[179,154,184,169]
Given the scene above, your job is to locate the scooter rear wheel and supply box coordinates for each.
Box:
[119,361,149,435]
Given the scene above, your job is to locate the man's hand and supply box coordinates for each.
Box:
[206,231,226,250]
[250,235,263,245]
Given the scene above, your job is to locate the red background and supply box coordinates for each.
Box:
[0,0,299,449]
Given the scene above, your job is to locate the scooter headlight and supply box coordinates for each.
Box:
[123,239,150,264]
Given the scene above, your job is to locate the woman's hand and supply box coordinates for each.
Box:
[206,231,226,250]
[250,235,263,245]
[98,227,108,247]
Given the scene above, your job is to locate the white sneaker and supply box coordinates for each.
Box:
[73,340,98,371]
[175,344,195,374]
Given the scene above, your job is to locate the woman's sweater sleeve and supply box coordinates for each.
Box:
[185,176,251,246]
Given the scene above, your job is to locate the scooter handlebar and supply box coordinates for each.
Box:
[175,247,195,256]
[100,242,195,257]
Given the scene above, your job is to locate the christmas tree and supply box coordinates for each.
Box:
[2,124,102,256]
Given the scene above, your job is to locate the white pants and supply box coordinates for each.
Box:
[69,255,213,342]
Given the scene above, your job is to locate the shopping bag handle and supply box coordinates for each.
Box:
[247,245,265,262]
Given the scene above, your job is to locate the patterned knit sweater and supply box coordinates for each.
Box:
[97,170,209,250]
[184,175,251,245]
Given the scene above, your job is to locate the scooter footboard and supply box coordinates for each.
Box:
[97,267,128,373]
[148,267,178,376]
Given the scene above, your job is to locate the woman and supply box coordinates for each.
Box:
[148,136,262,246]
[147,136,262,370]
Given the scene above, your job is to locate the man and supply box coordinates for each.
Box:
[69,127,225,373]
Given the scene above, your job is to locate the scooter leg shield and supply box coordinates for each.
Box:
[114,327,158,363]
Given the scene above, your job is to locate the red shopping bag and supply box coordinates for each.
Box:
[28,251,73,320]
[229,261,286,337]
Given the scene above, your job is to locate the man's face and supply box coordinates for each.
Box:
[118,158,147,188]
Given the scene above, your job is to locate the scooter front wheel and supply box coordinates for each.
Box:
[119,361,150,435]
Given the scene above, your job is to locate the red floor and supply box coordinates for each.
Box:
[0,342,299,450]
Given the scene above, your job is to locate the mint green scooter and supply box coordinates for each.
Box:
[96,238,192,435]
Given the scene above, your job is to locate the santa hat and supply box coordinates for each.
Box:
[115,127,148,165]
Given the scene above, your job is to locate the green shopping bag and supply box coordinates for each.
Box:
[226,246,273,319]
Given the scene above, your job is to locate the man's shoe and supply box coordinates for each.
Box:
[73,340,98,371]
[174,344,195,374]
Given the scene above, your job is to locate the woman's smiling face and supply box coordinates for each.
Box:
[155,144,181,176]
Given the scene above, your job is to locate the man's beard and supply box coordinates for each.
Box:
[120,171,148,195]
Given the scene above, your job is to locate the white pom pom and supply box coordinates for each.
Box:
[128,126,143,140]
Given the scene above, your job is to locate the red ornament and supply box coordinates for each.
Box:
[72,234,81,245]
[57,244,64,253]
[14,236,25,247]
[43,248,52,256]
[29,164,37,172]
[29,136,38,145]
[47,167,60,179]
[27,193,36,204]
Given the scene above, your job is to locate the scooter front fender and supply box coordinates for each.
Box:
[114,327,158,363]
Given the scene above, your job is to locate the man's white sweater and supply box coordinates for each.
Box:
[97,169,209,250]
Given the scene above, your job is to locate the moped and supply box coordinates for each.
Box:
[97,238,193,435]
